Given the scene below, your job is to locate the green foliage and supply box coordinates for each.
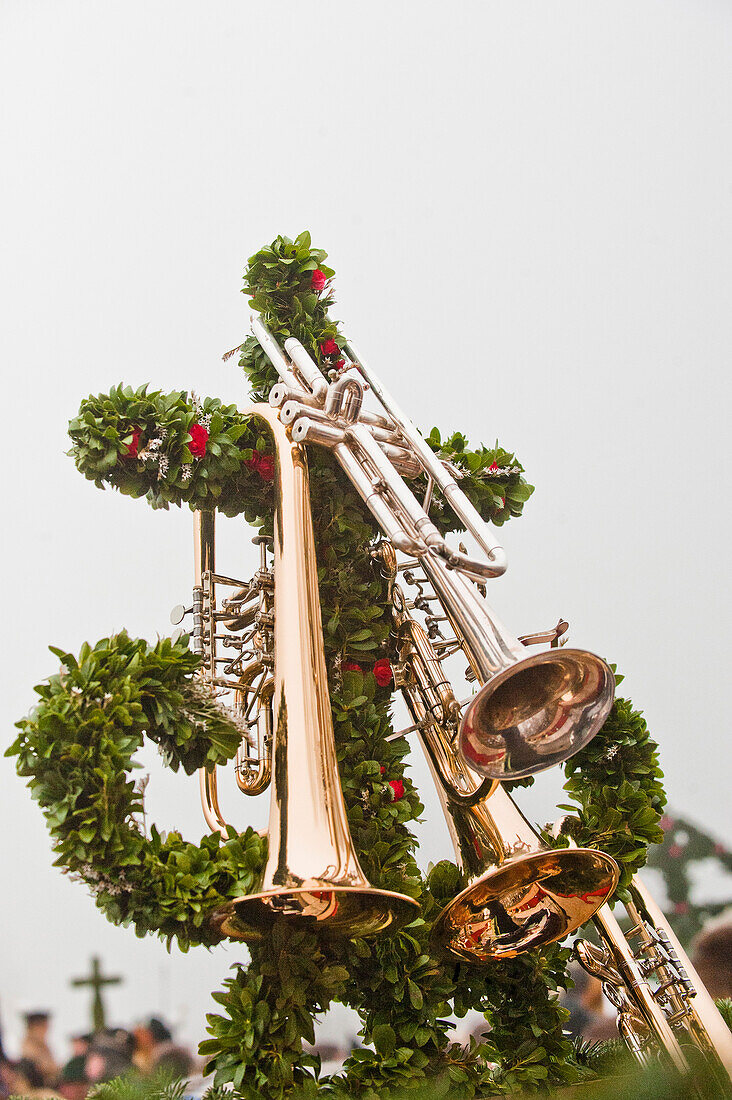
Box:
[68,385,274,517]
[716,999,732,1032]
[14,232,678,1096]
[240,231,337,401]
[201,926,350,1099]
[557,691,666,897]
[8,632,265,947]
[87,1069,187,1100]
[424,429,534,529]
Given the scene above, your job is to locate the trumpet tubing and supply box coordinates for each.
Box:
[255,318,614,781]
[195,404,418,940]
[576,879,732,1093]
[390,585,618,962]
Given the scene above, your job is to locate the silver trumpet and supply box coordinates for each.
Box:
[253,317,614,780]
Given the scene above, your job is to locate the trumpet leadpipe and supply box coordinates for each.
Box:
[251,317,304,395]
[345,339,507,577]
[283,336,329,400]
[289,414,422,479]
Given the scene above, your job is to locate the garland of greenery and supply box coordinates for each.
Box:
[11,232,670,1097]
[68,388,274,519]
[557,682,666,898]
[8,633,264,949]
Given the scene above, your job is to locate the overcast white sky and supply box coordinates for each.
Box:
[1,0,730,1058]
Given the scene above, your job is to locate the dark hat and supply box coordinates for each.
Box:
[23,1011,50,1024]
[147,1017,172,1043]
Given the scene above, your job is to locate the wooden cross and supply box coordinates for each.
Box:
[71,956,123,1031]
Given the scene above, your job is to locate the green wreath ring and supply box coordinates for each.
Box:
[8,631,265,949]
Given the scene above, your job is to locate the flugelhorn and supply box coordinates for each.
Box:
[576,878,732,1093]
[255,317,614,781]
[180,403,419,939]
[379,545,619,961]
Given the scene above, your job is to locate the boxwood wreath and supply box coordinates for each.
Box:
[10,233,670,1098]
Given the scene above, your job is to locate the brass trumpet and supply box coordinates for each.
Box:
[187,404,418,940]
[576,878,732,1093]
[380,547,619,961]
[255,317,614,781]
[251,319,619,961]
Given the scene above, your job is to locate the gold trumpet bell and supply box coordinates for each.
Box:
[202,404,418,943]
[219,883,417,942]
[433,844,619,962]
[458,649,615,781]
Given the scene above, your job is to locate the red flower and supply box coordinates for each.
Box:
[489,461,499,472]
[668,844,684,858]
[311,269,327,293]
[342,662,363,673]
[334,358,345,371]
[673,902,689,915]
[244,452,275,481]
[388,779,405,801]
[380,765,386,774]
[188,423,209,458]
[373,658,393,687]
[257,454,275,482]
[320,337,339,357]
[124,427,142,458]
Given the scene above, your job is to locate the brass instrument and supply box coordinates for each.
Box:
[576,878,732,1093]
[256,317,615,781]
[381,546,619,960]
[249,322,619,960]
[184,404,419,940]
[191,318,730,1086]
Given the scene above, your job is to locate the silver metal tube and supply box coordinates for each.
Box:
[280,398,403,447]
[289,415,421,479]
[346,339,507,577]
[251,318,305,396]
[283,336,328,401]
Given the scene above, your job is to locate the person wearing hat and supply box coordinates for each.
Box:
[21,1012,59,1088]
[85,1029,134,1085]
[132,1018,171,1075]
[58,1035,91,1100]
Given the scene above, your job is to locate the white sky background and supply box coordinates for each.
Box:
[1,0,731,1059]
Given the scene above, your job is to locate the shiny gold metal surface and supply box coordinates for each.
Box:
[577,878,732,1092]
[458,645,615,781]
[389,583,619,962]
[254,317,614,780]
[205,404,418,940]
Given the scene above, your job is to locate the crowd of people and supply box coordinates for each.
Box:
[1,916,729,1096]
[0,1013,195,1099]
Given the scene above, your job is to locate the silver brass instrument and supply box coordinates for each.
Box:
[379,543,619,960]
[576,878,732,1093]
[183,403,419,939]
[250,320,620,961]
[255,317,614,781]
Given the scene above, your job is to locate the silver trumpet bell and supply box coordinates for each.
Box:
[457,645,615,781]
[253,316,614,780]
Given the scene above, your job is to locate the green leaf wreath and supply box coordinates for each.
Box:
[10,233,669,1097]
